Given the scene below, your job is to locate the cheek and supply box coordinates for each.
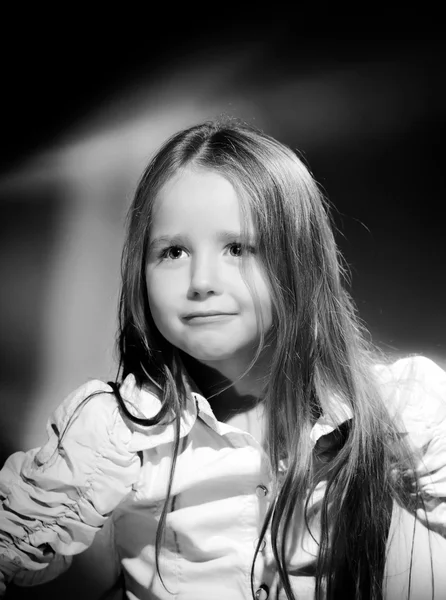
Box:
[146,272,182,331]
[146,288,177,346]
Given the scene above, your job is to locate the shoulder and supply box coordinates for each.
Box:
[374,355,446,446]
[50,379,118,432]
[375,354,446,381]
[40,374,193,459]
[375,357,446,538]
[50,375,163,429]
[31,379,127,467]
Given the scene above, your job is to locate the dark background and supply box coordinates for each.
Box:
[2,29,445,332]
[0,20,445,599]
[1,26,445,447]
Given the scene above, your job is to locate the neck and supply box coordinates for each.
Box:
[180,346,273,422]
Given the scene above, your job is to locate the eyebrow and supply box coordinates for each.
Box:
[148,234,184,251]
[148,230,256,250]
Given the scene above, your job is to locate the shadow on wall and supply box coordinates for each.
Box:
[0,188,61,462]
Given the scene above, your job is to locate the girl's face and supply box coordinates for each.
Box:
[146,168,273,373]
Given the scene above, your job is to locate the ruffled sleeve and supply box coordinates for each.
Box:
[0,379,141,595]
[377,355,446,537]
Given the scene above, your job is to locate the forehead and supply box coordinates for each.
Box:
[151,168,252,234]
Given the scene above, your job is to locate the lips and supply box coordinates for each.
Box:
[182,311,236,323]
[184,311,232,319]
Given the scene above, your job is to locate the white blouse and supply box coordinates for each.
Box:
[1,355,446,599]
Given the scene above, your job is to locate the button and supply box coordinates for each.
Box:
[255,584,270,599]
[253,538,266,551]
[256,484,268,497]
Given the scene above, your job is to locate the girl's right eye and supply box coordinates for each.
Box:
[159,246,186,260]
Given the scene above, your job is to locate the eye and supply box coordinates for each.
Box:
[228,242,243,257]
[160,245,186,260]
[227,242,256,257]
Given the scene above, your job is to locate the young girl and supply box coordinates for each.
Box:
[1,119,445,600]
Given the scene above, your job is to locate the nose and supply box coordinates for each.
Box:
[188,254,222,299]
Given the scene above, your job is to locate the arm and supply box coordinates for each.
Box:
[391,356,446,537]
[0,380,141,595]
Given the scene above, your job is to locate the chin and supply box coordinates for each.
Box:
[182,344,242,364]
[187,350,236,363]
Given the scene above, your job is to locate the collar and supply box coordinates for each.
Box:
[119,372,353,452]
[119,373,198,452]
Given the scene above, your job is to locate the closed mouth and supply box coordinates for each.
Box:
[183,312,236,321]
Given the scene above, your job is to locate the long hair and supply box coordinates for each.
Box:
[115,118,419,599]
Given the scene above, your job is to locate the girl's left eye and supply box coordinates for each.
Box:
[228,243,242,257]
[228,243,256,257]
